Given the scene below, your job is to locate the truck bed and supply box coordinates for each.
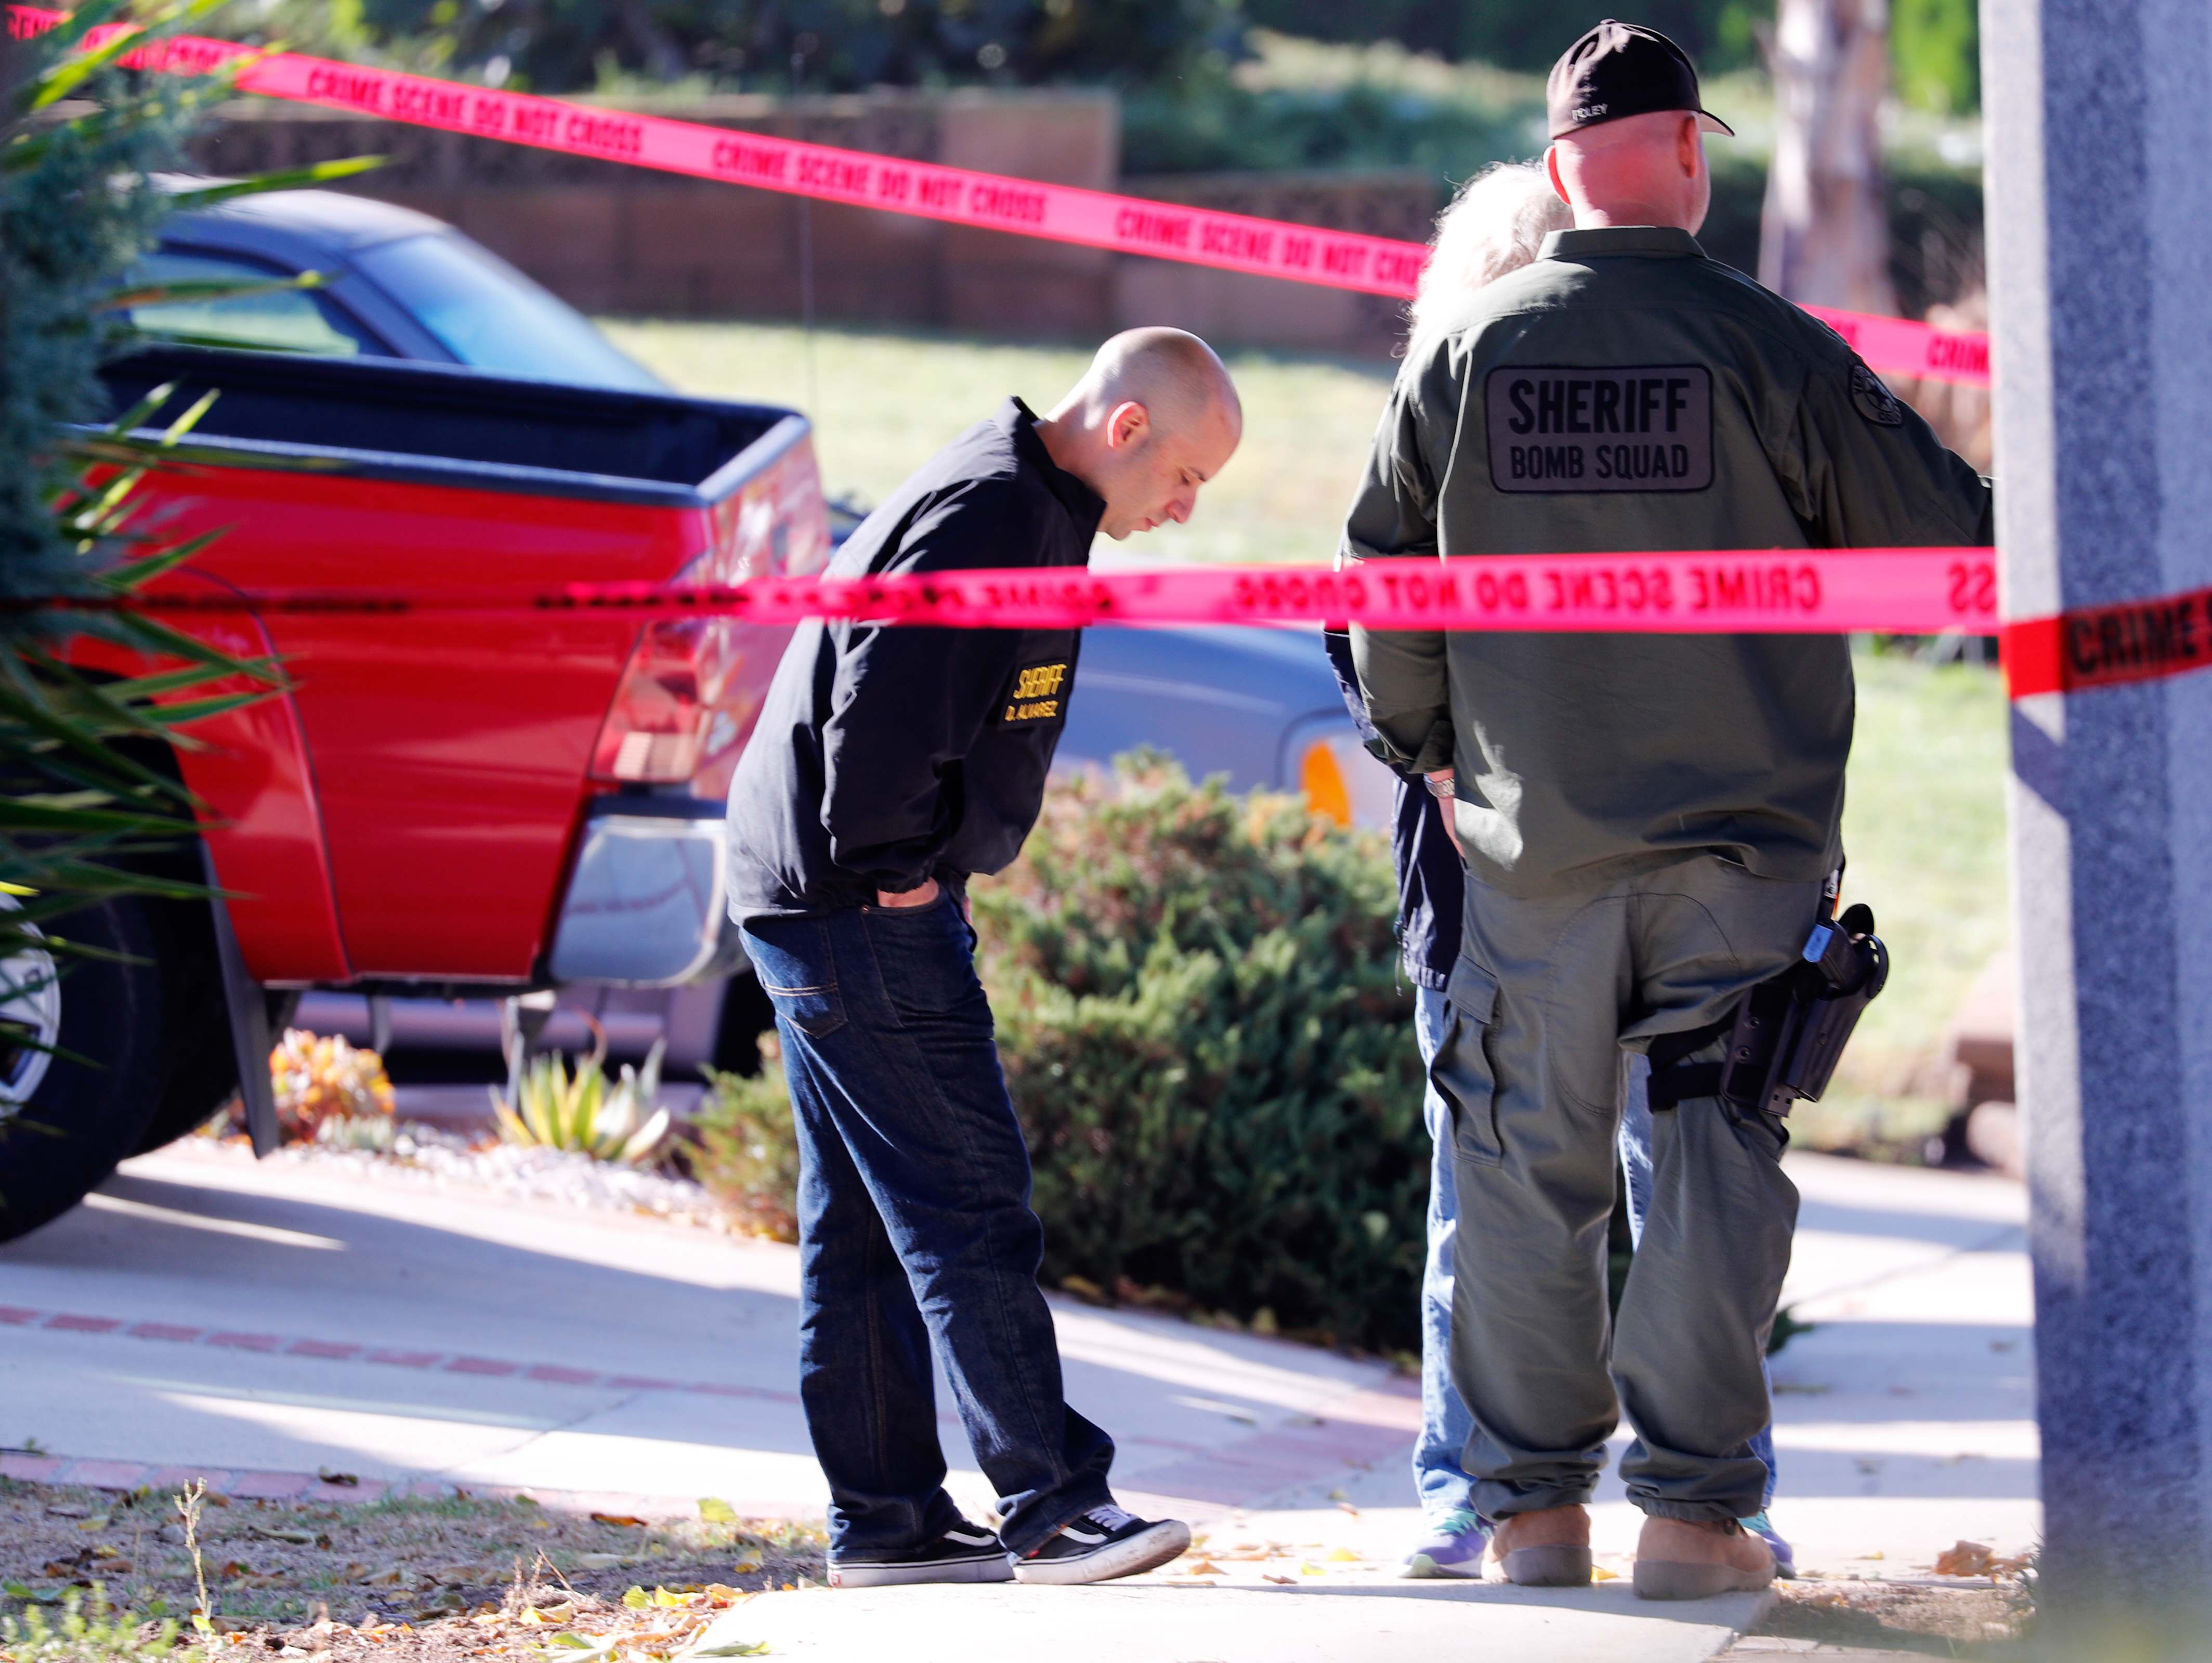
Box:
[87,346,825,986]
[100,346,803,507]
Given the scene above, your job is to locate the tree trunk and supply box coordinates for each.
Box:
[1758,0,1899,314]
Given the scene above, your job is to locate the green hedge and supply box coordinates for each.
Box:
[693,755,1430,1353]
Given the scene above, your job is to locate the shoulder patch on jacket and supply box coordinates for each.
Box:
[1000,659,1069,725]
[1485,365,1713,493]
[1850,364,1904,427]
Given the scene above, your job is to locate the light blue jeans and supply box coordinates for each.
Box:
[1411,986,1480,1518]
[1412,991,1778,1520]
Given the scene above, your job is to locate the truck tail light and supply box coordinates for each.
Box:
[588,430,830,789]
[590,618,715,784]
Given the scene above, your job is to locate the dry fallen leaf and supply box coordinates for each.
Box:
[1184,1559,1223,1576]
[43,1505,91,1520]
[573,1554,628,1570]
[318,1470,361,1487]
[1297,1562,1325,1577]
[591,1514,647,1529]
[1935,1541,1994,1577]
[1589,1566,1618,1582]
[77,1515,111,1532]
[1262,1574,1294,1586]
[1325,1548,1360,1563]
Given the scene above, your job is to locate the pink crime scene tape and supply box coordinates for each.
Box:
[11,6,1991,386]
[54,549,2003,636]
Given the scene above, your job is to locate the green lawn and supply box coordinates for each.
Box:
[600,318,1396,568]
[608,317,2014,1154]
[1822,650,2012,1151]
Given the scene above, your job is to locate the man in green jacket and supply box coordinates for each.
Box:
[1344,20,1991,1601]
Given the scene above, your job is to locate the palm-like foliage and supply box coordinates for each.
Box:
[0,3,373,1104]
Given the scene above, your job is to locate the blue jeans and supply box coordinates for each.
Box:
[1411,986,1480,1520]
[1412,997,1778,1517]
[739,891,1115,1557]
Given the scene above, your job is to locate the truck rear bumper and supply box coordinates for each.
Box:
[547,798,739,988]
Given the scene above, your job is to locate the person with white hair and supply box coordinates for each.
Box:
[1329,161,1574,1582]
[1404,161,1575,361]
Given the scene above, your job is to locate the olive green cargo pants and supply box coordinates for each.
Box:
[1434,851,1821,1525]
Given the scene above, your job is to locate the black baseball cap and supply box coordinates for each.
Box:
[1547,20,1734,140]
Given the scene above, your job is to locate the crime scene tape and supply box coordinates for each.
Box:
[54,549,2002,635]
[2000,582,2212,698]
[8,6,1991,388]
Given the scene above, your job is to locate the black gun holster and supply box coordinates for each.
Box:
[1648,903,1890,1120]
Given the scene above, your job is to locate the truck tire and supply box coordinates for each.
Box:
[132,896,240,1154]
[0,896,168,1243]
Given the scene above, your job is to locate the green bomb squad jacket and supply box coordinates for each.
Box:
[1346,225,1993,898]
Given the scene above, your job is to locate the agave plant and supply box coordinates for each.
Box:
[492,1026,673,1167]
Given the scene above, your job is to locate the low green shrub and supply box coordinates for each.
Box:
[695,1052,804,1243]
[693,755,1429,1351]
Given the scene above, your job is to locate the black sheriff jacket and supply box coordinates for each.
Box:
[724,398,1102,918]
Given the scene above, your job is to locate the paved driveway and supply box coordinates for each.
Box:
[0,1143,2037,1661]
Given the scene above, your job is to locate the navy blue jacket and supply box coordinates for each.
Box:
[1323,627,1462,990]
[726,399,1103,917]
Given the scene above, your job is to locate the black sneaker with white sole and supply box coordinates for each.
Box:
[1012,1504,1192,1585]
[827,1519,1014,1588]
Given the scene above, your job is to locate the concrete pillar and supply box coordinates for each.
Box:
[1983,0,2212,1644]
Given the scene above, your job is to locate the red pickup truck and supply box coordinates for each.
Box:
[5,344,829,1240]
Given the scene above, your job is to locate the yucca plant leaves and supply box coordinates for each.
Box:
[162,155,386,212]
[18,0,147,113]
[96,270,330,311]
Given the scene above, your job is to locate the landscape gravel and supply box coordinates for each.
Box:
[188,1128,740,1233]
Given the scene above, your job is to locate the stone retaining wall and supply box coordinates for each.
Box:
[186,93,1436,356]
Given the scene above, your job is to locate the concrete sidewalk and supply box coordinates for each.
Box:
[0,1142,2037,1660]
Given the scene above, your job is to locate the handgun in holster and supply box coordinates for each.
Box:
[1649,902,1889,1120]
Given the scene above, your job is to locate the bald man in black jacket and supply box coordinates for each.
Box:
[727,329,1239,1591]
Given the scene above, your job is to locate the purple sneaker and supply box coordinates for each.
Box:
[1740,1511,1796,1579]
[1402,1508,1490,1579]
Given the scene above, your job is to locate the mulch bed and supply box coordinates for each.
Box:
[1747,1575,2035,1657]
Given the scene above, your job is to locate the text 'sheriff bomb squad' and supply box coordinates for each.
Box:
[1487,366,1714,492]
